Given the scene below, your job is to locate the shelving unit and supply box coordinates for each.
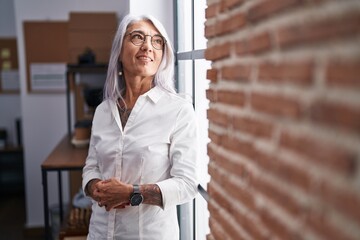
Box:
[65,64,107,136]
[42,64,108,240]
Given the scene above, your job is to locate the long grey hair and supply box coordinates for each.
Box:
[103,14,176,107]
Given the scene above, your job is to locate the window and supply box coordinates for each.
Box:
[174,0,210,239]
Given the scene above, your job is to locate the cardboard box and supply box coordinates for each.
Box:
[68,12,118,64]
[23,21,68,93]
[68,12,118,30]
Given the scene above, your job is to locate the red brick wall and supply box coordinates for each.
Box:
[204,1,360,239]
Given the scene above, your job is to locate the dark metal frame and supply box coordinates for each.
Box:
[42,165,83,240]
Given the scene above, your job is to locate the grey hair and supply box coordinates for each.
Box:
[103,14,176,106]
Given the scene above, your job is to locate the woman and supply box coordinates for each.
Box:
[82,14,198,240]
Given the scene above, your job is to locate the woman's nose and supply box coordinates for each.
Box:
[141,36,153,51]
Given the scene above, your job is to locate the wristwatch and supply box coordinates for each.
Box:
[130,184,143,206]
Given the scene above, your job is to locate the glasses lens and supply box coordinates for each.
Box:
[130,32,145,45]
[152,35,165,50]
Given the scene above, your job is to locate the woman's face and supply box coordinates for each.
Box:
[120,20,164,80]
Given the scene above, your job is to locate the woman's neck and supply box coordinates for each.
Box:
[123,76,153,108]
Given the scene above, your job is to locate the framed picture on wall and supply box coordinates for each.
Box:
[30,63,66,91]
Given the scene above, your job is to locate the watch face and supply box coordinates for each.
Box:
[130,193,143,206]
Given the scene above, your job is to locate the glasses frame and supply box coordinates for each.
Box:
[126,30,166,50]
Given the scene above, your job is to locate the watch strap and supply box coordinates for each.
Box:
[133,184,140,194]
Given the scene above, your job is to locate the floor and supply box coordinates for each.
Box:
[0,194,43,240]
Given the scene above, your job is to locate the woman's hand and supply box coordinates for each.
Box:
[93,178,133,211]
[86,178,102,202]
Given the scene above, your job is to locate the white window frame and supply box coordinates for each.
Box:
[174,1,210,239]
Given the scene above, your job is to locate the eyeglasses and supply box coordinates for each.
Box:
[126,31,166,50]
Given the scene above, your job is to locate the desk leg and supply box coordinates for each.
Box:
[42,169,50,240]
[58,170,63,223]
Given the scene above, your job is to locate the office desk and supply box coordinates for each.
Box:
[41,135,88,240]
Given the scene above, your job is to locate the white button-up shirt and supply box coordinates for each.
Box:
[82,86,198,240]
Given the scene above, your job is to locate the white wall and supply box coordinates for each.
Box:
[0,0,21,146]
[0,0,16,37]
[12,0,174,229]
[129,0,174,45]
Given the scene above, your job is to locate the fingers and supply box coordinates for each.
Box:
[93,178,130,211]
[98,200,129,211]
[115,202,130,209]
[101,178,112,183]
[97,200,108,209]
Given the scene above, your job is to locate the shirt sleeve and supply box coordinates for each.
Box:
[82,109,103,196]
[156,102,199,210]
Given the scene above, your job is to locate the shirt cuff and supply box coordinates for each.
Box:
[82,172,102,196]
[156,179,197,211]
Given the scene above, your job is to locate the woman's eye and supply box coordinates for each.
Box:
[132,33,144,40]
[153,37,163,45]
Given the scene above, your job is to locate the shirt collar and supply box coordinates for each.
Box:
[145,86,164,104]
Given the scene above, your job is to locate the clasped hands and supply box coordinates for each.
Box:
[87,178,133,211]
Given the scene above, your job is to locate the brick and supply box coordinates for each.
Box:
[254,33,273,54]
[258,61,313,86]
[235,39,248,55]
[207,144,216,161]
[236,213,271,240]
[208,200,245,239]
[209,181,231,212]
[207,108,231,127]
[208,129,223,145]
[310,100,360,134]
[251,174,304,218]
[205,42,231,61]
[208,161,225,186]
[230,182,256,215]
[206,88,217,102]
[209,218,238,240]
[259,208,301,239]
[306,209,356,240]
[221,64,252,82]
[222,0,245,10]
[210,177,270,239]
[235,31,272,55]
[326,60,360,89]
[205,23,217,38]
[206,233,215,240]
[232,115,274,139]
[251,92,303,119]
[219,12,247,35]
[222,0,245,11]
[206,68,218,82]
[217,89,246,106]
[208,213,231,240]
[248,0,304,22]
[248,32,272,54]
[279,131,357,175]
[222,135,255,159]
[206,2,220,19]
[319,181,360,225]
[211,148,253,184]
[277,13,360,49]
[253,148,313,192]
